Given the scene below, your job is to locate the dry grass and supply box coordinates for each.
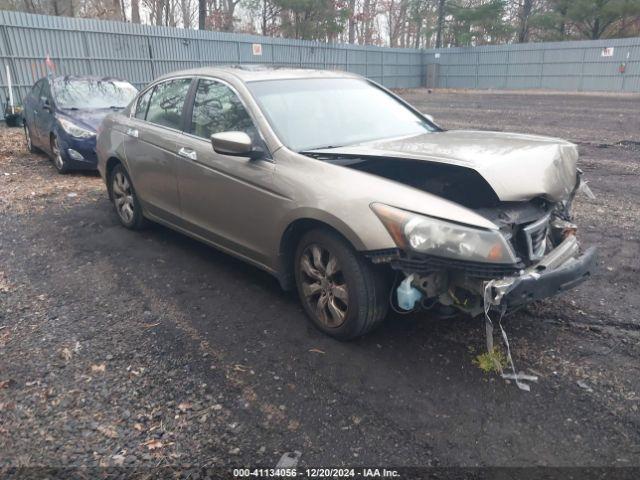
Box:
[0,125,102,215]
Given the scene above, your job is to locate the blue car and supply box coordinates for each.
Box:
[22,75,138,173]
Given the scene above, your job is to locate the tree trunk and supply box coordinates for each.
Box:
[131,0,141,23]
[53,0,74,17]
[261,0,268,35]
[348,0,356,43]
[222,0,237,31]
[199,0,207,29]
[363,0,372,44]
[517,0,533,43]
[181,0,192,28]
[592,18,601,39]
[115,0,124,21]
[435,0,445,48]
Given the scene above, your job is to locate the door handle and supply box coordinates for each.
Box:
[178,147,197,160]
[126,128,139,138]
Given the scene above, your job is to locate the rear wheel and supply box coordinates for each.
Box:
[50,134,68,173]
[109,164,147,230]
[294,229,389,340]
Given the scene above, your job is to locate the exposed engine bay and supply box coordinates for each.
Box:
[305,152,596,318]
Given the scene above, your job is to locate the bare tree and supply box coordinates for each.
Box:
[198,0,206,28]
[131,0,141,22]
[52,0,74,16]
[435,0,445,47]
[517,0,534,42]
[181,0,194,28]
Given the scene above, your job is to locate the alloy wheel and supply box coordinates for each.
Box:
[112,171,135,224]
[25,126,32,151]
[299,244,349,328]
[51,136,64,171]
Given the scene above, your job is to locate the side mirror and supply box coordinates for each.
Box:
[211,131,264,160]
[42,98,51,111]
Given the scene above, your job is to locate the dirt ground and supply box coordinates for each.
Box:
[1,90,639,472]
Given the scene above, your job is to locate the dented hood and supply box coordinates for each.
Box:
[310,130,579,202]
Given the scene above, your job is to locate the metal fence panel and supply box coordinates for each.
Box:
[0,10,423,105]
[1,9,639,112]
[426,37,640,92]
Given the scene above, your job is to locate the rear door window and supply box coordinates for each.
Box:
[145,78,192,130]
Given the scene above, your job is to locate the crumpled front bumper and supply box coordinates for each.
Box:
[485,236,597,308]
[502,248,596,306]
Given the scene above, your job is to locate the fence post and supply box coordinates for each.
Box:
[505,48,510,89]
[0,23,20,105]
[345,45,348,72]
[81,30,93,75]
[539,47,545,88]
[475,51,479,88]
[146,35,155,81]
[365,47,368,79]
[578,46,586,92]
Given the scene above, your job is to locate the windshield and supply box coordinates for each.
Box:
[52,79,138,109]
[247,78,434,151]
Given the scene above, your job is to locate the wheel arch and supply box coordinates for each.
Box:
[276,211,368,291]
[105,156,124,200]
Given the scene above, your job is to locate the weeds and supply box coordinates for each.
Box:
[473,348,507,374]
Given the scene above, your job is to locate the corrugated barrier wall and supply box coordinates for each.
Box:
[1,9,639,110]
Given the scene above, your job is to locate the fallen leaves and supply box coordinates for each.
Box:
[0,126,102,215]
[59,347,73,361]
[97,425,119,439]
[0,271,10,292]
[142,439,163,450]
[0,379,15,389]
[91,364,106,374]
[308,348,325,354]
[177,402,192,412]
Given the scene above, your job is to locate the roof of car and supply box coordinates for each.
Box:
[46,75,129,83]
[156,65,361,83]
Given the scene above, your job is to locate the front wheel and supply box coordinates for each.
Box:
[294,229,390,340]
[50,134,68,173]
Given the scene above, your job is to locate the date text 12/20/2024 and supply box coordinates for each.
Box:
[233,468,400,477]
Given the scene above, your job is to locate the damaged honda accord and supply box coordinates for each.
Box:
[96,67,596,340]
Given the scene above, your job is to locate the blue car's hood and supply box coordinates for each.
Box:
[59,108,122,131]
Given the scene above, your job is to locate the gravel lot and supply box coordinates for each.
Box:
[1,89,639,470]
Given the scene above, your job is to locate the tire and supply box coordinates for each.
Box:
[24,123,38,153]
[109,163,148,230]
[294,228,390,340]
[50,134,69,174]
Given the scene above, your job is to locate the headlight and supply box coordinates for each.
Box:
[371,203,517,264]
[58,117,95,139]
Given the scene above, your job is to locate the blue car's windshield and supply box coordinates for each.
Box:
[247,78,435,151]
[52,78,138,109]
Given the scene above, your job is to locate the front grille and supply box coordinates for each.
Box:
[522,213,550,261]
[391,254,522,279]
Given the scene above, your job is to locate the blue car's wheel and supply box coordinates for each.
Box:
[24,123,38,153]
[50,134,68,174]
